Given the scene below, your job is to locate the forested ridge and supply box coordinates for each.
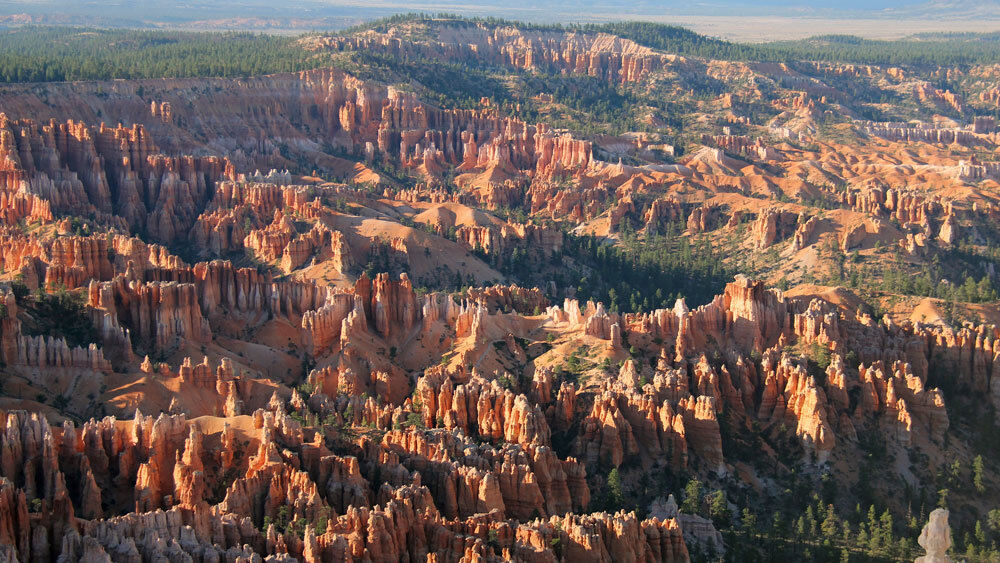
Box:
[344,14,1000,66]
[586,23,1000,66]
[2,18,1000,85]
[0,27,313,82]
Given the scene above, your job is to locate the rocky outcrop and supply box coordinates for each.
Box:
[0,114,234,243]
[0,398,653,562]
[790,215,818,252]
[751,208,798,248]
[1,268,992,561]
[414,372,553,447]
[686,204,721,235]
[302,293,366,355]
[916,508,952,563]
[644,197,683,234]
[455,222,563,262]
[312,24,672,86]
[88,277,211,353]
[757,353,835,461]
[44,236,115,289]
[650,494,724,556]
[863,121,972,145]
[243,211,352,274]
[355,272,419,341]
[842,185,946,228]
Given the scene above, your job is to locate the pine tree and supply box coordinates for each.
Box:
[973,455,986,493]
[989,508,1000,532]
[741,508,758,536]
[606,468,625,510]
[821,507,840,540]
[681,478,703,515]
[708,490,729,527]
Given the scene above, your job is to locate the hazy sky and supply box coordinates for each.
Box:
[0,0,967,15]
[1,0,996,32]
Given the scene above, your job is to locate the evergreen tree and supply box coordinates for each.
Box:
[681,478,703,515]
[973,455,986,494]
[606,468,625,510]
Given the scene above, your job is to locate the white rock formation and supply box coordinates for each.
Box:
[916,508,952,563]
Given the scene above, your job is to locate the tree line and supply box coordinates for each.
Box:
[0,27,314,83]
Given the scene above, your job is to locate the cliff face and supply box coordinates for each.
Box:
[307,24,673,86]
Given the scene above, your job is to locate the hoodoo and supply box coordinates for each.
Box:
[1,11,1000,563]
